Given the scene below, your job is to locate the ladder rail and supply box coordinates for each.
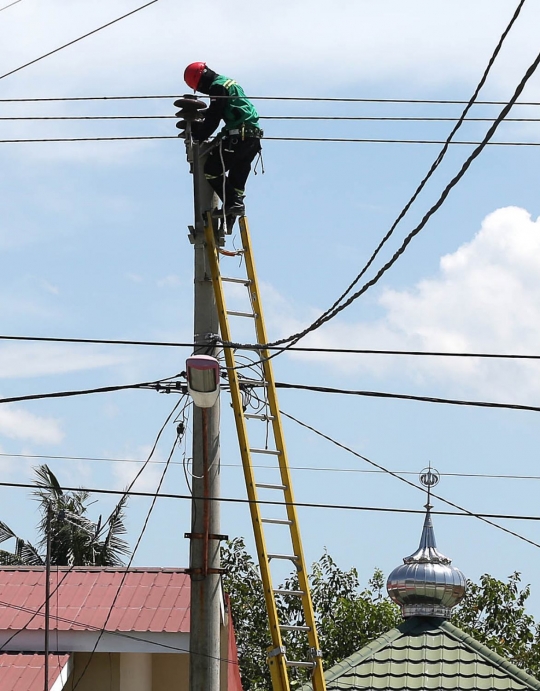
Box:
[239,216,327,690]
[205,214,327,691]
[203,216,290,691]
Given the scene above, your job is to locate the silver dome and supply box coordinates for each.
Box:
[386,505,466,619]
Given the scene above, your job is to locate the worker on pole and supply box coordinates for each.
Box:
[184,62,263,219]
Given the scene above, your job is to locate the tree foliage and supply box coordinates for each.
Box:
[223,539,540,690]
[452,572,540,677]
[222,538,400,690]
[0,464,130,567]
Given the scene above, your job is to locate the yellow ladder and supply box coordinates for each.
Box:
[204,214,326,691]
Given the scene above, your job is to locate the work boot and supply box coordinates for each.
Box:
[212,199,245,218]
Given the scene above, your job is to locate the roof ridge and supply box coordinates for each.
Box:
[441,620,540,690]
[303,620,417,688]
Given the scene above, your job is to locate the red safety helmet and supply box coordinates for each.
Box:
[184,62,207,90]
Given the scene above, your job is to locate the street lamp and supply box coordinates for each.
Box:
[186,355,220,408]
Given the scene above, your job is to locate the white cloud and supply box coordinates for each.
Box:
[0,344,131,378]
[289,207,540,402]
[157,275,182,288]
[0,406,63,444]
[2,1,540,99]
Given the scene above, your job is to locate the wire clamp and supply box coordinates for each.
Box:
[268,646,287,659]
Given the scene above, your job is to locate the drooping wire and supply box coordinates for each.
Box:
[0,0,160,82]
[280,409,540,550]
[71,423,182,690]
[247,32,540,352]
[0,0,22,12]
[0,400,182,652]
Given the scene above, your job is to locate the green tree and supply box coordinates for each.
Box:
[223,539,540,690]
[452,572,540,677]
[222,539,400,690]
[0,464,130,567]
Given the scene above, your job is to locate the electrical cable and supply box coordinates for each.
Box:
[0,0,159,82]
[248,0,527,355]
[0,479,539,523]
[4,115,540,122]
[4,135,540,146]
[72,428,180,689]
[279,410,540,549]
[273,381,540,414]
[0,403,182,652]
[2,333,540,361]
[5,95,540,105]
[0,0,22,11]
[251,37,540,353]
[100,398,184,531]
[4,451,540,482]
[0,599,239,663]
[0,373,184,405]
[4,374,540,415]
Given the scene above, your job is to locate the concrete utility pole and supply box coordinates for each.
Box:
[176,96,222,691]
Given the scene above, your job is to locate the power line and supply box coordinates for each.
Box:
[0,599,239,663]
[7,451,540,482]
[3,135,540,146]
[4,375,540,415]
[0,0,159,81]
[3,115,540,123]
[0,478,539,522]
[2,333,540,361]
[0,403,183,652]
[280,410,540,550]
[4,95,540,105]
[261,33,540,351]
[0,374,183,405]
[72,430,180,690]
[274,382,540,414]
[0,0,22,12]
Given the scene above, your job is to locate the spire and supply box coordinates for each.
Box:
[386,467,466,619]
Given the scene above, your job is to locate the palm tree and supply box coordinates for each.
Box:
[0,465,130,566]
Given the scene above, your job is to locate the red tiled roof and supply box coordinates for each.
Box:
[0,653,70,691]
[0,567,190,634]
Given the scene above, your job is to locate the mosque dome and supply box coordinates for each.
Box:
[387,481,466,619]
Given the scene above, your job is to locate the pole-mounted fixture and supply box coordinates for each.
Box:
[186,355,220,408]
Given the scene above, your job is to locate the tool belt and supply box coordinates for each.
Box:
[225,124,264,140]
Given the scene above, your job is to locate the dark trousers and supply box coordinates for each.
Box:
[204,136,261,205]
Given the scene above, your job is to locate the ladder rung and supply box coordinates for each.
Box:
[268,554,298,562]
[286,660,315,669]
[273,589,304,597]
[226,310,257,318]
[221,276,251,285]
[244,413,275,420]
[280,625,311,632]
[250,448,281,455]
[238,379,268,387]
[256,483,287,490]
[261,517,292,525]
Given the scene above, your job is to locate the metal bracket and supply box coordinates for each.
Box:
[184,532,229,541]
[310,647,323,659]
[187,225,196,244]
[187,567,226,576]
[267,646,286,659]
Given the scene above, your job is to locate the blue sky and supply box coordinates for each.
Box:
[3,0,540,615]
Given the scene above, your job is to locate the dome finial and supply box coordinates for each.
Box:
[387,467,466,619]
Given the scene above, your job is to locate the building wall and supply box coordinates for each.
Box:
[152,653,189,689]
[70,652,120,690]
[70,652,191,690]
